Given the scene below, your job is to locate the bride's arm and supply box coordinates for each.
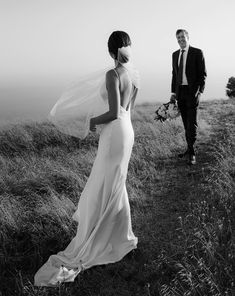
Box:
[90,70,120,130]
[130,86,138,110]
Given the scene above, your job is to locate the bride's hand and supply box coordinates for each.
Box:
[90,118,96,132]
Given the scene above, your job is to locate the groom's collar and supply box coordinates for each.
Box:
[180,44,190,52]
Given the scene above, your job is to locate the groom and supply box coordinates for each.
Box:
[171,29,207,165]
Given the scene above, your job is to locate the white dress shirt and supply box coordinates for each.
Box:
[178,44,189,85]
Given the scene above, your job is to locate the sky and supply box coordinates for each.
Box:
[0,0,234,123]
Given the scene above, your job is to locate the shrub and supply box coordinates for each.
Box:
[226,77,235,98]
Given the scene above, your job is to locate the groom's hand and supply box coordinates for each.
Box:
[170,94,176,103]
[195,91,202,100]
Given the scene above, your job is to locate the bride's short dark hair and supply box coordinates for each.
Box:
[108,31,131,59]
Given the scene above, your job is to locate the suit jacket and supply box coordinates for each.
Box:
[171,46,207,100]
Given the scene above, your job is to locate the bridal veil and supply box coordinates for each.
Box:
[48,46,140,139]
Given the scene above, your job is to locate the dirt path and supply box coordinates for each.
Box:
[130,101,216,258]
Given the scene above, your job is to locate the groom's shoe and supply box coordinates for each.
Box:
[178,150,189,158]
[188,154,196,165]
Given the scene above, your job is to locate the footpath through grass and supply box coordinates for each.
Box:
[0,99,234,296]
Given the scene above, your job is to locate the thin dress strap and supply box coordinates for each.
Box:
[113,68,120,83]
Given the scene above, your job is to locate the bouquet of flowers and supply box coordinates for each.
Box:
[154,100,180,122]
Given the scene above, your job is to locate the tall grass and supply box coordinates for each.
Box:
[0,101,234,296]
[150,100,235,296]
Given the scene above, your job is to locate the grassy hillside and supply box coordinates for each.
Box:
[0,99,234,296]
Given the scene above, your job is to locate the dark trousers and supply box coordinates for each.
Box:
[177,86,198,155]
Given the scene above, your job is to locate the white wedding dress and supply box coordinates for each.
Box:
[34,68,138,286]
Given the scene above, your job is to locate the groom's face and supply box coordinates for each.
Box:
[176,32,189,49]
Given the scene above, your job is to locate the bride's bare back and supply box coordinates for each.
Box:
[114,66,134,110]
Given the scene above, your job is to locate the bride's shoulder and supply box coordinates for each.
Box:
[105,69,119,81]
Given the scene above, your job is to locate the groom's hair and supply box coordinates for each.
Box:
[108,31,131,59]
[176,29,189,38]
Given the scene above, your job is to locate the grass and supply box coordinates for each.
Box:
[0,99,234,296]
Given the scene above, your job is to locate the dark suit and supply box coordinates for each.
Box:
[171,46,207,154]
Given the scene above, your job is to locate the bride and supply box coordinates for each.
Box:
[34,30,139,286]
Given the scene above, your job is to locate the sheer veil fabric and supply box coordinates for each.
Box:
[34,45,139,286]
[48,46,140,139]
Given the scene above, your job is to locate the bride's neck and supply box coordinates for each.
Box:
[115,60,124,68]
